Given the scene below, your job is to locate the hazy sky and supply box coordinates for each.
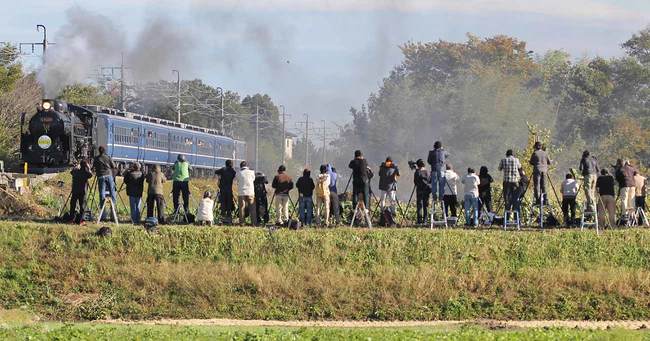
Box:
[3,0,649,134]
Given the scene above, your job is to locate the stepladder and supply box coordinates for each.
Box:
[580,207,599,233]
[97,196,119,225]
[503,210,521,230]
[350,199,372,228]
[631,206,649,227]
[430,199,448,229]
[170,204,189,224]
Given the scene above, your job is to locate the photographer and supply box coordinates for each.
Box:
[427,141,449,201]
[349,150,371,211]
[413,159,431,225]
[442,164,459,218]
[123,162,145,224]
[378,156,400,215]
[69,160,92,223]
[499,149,522,215]
[529,142,551,205]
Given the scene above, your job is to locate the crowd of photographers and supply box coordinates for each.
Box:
[66,140,647,229]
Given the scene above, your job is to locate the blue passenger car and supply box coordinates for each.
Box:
[92,108,246,175]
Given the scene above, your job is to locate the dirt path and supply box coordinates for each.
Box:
[100,319,650,330]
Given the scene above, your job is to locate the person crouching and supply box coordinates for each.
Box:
[196,191,214,226]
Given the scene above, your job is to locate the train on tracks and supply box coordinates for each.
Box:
[20,99,246,175]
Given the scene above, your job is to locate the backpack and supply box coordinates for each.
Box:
[378,208,395,227]
[286,219,302,230]
[144,217,158,228]
[96,226,112,237]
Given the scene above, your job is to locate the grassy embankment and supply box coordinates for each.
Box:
[2,323,649,340]
[1,221,650,321]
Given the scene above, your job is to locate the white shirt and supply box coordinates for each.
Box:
[462,173,480,197]
[443,170,459,195]
[561,179,579,197]
[196,198,214,222]
[236,167,256,196]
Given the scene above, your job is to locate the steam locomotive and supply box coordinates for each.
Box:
[20,99,246,174]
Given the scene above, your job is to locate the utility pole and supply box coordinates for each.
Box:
[220,88,225,134]
[18,25,54,61]
[322,120,326,164]
[99,53,130,110]
[305,114,309,167]
[255,105,260,171]
[280,105,286,165]
[172,69,181,123]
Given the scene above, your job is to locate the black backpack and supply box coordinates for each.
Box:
[379,208,395,227]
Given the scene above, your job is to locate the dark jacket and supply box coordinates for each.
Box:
[427,148,448,172]
[614,166,625,188]
[93,154,115,177]
[529,149,551,172]
[378,163,400,191]
[296,175,315,197]
[597,175,615,196]
[71,167,93,194]
[348,158,369,185]
[623,165,636,188]
[272,172,294,195]
[478,174,493,194]
[124,170,145,197]
[414,168,431,194]
[215,166,236,192]
[579,156,599,176]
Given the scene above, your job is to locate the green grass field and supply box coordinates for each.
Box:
[1,221,650,322]
[1,323,649,340]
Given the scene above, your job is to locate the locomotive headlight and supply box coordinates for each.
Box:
[37,135,52,149]
[42,101,52,110]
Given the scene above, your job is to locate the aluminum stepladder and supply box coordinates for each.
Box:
[97,196,119,225]
[350,194,372,228]
[580,203,599,232]
[429,198,448,229]
[631,206,649,227]
[170,203,189,224]
[503,209,521,230]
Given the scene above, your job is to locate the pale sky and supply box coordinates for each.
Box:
[2,0,649,135]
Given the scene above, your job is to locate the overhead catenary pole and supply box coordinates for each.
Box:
[322,119,326,164]
[37,25,47,59]
[255,105,260,171]
[305,113,309,167]
[18,25,55,62]
[280,105,286,165]
[120,53,125,110]
[172,69,181,123]
[220,89,225,134]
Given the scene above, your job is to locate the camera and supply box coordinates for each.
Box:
[407,160,417,170]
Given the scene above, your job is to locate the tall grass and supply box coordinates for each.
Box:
[1,222,650,321]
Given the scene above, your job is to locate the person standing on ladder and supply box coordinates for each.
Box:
[427,141,449,202]
[348,150,371,213]
[92,146,117,207]
[172,154,191,214]
[579,150,600,213]
[529,142,551,205]
[499,149,523,219]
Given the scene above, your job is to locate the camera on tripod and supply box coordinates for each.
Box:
[407,160,417,170]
